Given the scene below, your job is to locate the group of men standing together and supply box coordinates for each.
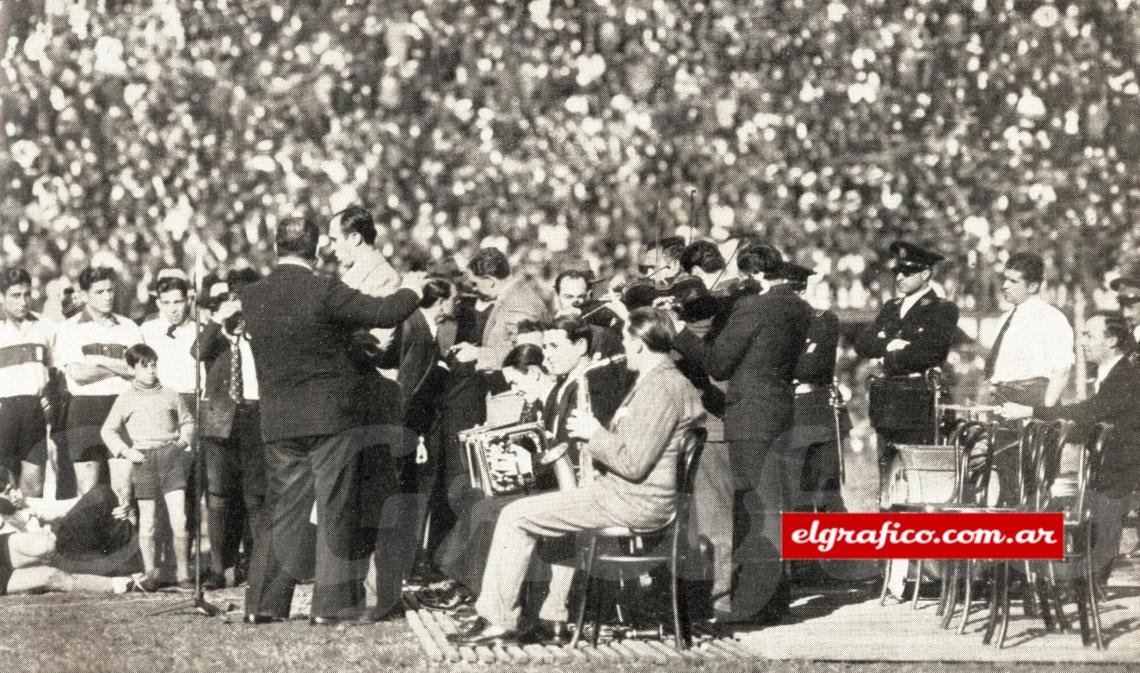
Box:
[1,210,1137,639]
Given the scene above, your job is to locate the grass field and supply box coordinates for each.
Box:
[2,584,1135,673]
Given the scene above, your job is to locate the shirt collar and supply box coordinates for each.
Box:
[278,258,314,271]
[77,308,119,326]
[0,312,38,326]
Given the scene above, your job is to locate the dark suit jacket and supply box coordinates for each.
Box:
[192,322,240,440]
[1034,353,1140,498]
[854,289,959,376]
[542,361,635,446]
[241,263,420,443]
[790,308,851,448]
[674,284,813,445]
[795,309,840,386]
[379,309,448,437]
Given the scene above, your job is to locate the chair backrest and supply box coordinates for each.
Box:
[943,418,971,447]
[677,426,708,501]
[1018,419,1074,510]
[1034,420,1075,511]
[1074,422,1113,524]
[953,420,996,507]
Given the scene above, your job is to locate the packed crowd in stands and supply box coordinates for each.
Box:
[3,0,1140,318]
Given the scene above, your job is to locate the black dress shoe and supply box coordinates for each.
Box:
[446,617,517,646]
[418,585,474,611]
[518,619,570,646]
[245,614,282,625]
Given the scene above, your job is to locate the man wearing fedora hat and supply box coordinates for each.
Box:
[855,241,960,495]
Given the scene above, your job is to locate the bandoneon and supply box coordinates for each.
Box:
[459,421,548,497]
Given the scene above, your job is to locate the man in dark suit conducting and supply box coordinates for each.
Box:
[241,217,425,625]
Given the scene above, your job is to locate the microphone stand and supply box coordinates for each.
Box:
[150,298,222,617]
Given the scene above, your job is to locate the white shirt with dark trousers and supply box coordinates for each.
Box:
[53,312,143,464]
[54,312,142,398]
[0,314,55,469]
[989,295,1075,385]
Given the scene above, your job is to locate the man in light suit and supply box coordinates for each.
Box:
[451,248,547,371]
[241,217,425,625]
[448,308,704,645]
[327,205,401,298]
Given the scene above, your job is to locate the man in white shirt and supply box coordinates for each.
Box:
[0,269,56,497]
[54,267,143,495]
[986,252,1074,407]
[140,276,197,402]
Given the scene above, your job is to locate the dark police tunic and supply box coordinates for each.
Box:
[855,288,959,446]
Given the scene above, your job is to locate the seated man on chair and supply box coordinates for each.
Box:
[448,308,705,646]
[998,311,1140,587]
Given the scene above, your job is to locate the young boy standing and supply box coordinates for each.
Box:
[100,344,195,590]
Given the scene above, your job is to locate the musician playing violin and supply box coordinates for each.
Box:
[672,242,813,625]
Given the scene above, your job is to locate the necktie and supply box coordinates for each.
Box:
[983,306,1018,379]
[230,338,244,403]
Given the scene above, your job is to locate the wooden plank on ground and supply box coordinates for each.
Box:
[521,644,554,664]
[457,646,478,664]
[705,635,754,659]
[405,609,444,663]
[622,639,669,664]
[590,642,627,663]
[693,640,733,661]
[544,644,574,663]
[497,643,530,664]
[608,640,644,662]
[665,640,705,664]
[474,645,497,664]
[416,610,463,663]
[703,638,748,660]
[641,639,686,662]
[573,642,608,663]
[562,643,590,662]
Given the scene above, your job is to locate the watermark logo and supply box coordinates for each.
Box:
[782,512,1065,560]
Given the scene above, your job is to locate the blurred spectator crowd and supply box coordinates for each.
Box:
[3,0,1140,316]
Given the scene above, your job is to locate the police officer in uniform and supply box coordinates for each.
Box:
[854,242,959,500]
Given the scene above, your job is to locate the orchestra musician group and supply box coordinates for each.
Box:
[0,209,1138,644]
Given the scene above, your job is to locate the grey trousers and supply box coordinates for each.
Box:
[691,439,733,613]
[475,483,666,630]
